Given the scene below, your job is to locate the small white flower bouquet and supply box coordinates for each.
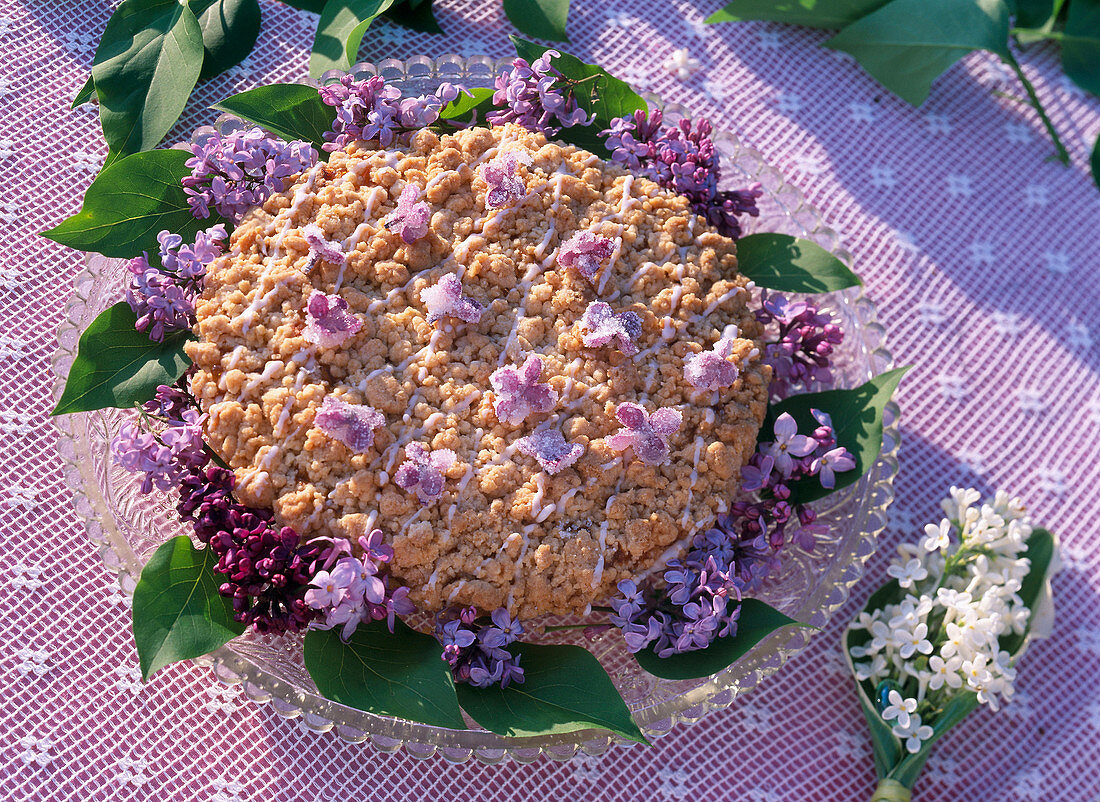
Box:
[844,488,1058,802]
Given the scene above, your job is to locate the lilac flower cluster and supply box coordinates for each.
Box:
[487,50,591,136]
[436,606,525,688]
[318,74,460,152]
[609,412,855,655]
[177,464,325,633]
[183,127,316,220]
[303,530,415,639]
[601,109,762,239]
[126,226,226,341]
[112,385,208,494]
[755,292,844,397]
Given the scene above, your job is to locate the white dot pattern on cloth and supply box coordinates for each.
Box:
[3,0,1099,799]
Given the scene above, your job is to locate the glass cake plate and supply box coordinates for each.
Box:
[51,55,898,763]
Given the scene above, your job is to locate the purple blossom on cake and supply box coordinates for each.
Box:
[557,231,616,284]
[606,402,682,466]
[490,355,558,425]
[516,429,584,475]
[385,184,431,243]
[394,442,456,503]
[421,273,484,325]
[579,301,642,356]
[126,225,227,341]
[318,73,459,151]
[481,150,531,207]
[601,109,762,239]
[683,335,740,390]
[183,127,316,221]
[755,291,844,396]
[314,396,386,452]
[303,291,361,349]
[487,50,591,135]
[436,606,526,688]
[302,224,346,271]
[112,408,208,494]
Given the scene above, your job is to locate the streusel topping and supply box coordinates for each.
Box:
[186,123,770,618]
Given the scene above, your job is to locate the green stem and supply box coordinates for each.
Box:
[870,778,912,802]
[543,622,605,632]
[1000,49,1071,166]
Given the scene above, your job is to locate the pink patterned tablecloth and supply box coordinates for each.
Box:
[3,1,1099,799]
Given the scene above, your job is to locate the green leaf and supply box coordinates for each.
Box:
[383,0,442,33]
[72,76,97,109]
[92,0,205,162]
[456,643,647,743]
[132,536,244,681]
[437,86,497,125]
[190,0,263,81]
[1011,0,1057,28]
[706,0,891,29]
[632,599,805,680]
[1061,0,1100,95]
[214,83,337,153]
[736,233,862,292]
[279,0,328,11]
[824,0,1012,106]
[1091,133,1100,190]
[310,0,396,78]
[52,302,192,415]
[42,149,222,259]
[304,620,467,729]
[504,0,571,42]
[763,367,909,505]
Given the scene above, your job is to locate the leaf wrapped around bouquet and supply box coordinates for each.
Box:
[844,488,1058,801]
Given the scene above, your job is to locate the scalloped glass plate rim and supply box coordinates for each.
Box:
[50,53,899,762]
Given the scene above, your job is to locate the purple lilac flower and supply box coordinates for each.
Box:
[812,447,857,489]
[113,408,209,494]
[482,150,531,207]
[142,384,194,422]
[755,291,844,396]
[606,402,682,466]
[601,109,762,239]
[435,606,526,688]
[183,127,316,221]
[765,412,817,478]
[421,273,484,325]
[385,184,431,243]
[126,225,227,341]
[579,301,642,356]
[683,335,740,391]
[303,530,415,638]
[516,429,584,475]
[303,290,361,349]
[393,442,456,503]
[490,355,558,425]
[177,465,325,633]
[302,224,346,271]
[318,73,459,152]
[557,231,616,284]
[314,396,386,452]
[487,51,591,135]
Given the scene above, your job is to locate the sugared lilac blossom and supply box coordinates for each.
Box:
[302,224,346,271]
[557,231,616,284]
[606,402,682,466]
[490,356,558,425]
[183,127,316,220]
[303,290,361,349]
[579,301,642,356]
[394,442,456,503]
[516,429,584,475]
[385,184,431,243]
[601,109,762,238]
[421,273,484,325]
[755,290,844,396]
[314,396,386,452]
[487,51,591,135]
[482,150,531,207]
[435,606,526,688]
[318,73,459,151]
[683,335,740,390]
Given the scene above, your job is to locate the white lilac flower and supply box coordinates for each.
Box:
[897,623,933,660]
[881,691,917,729]
[886,556,928,588]
[926,655,963,690]
[891,714,934,754]
[921,519,952,552]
